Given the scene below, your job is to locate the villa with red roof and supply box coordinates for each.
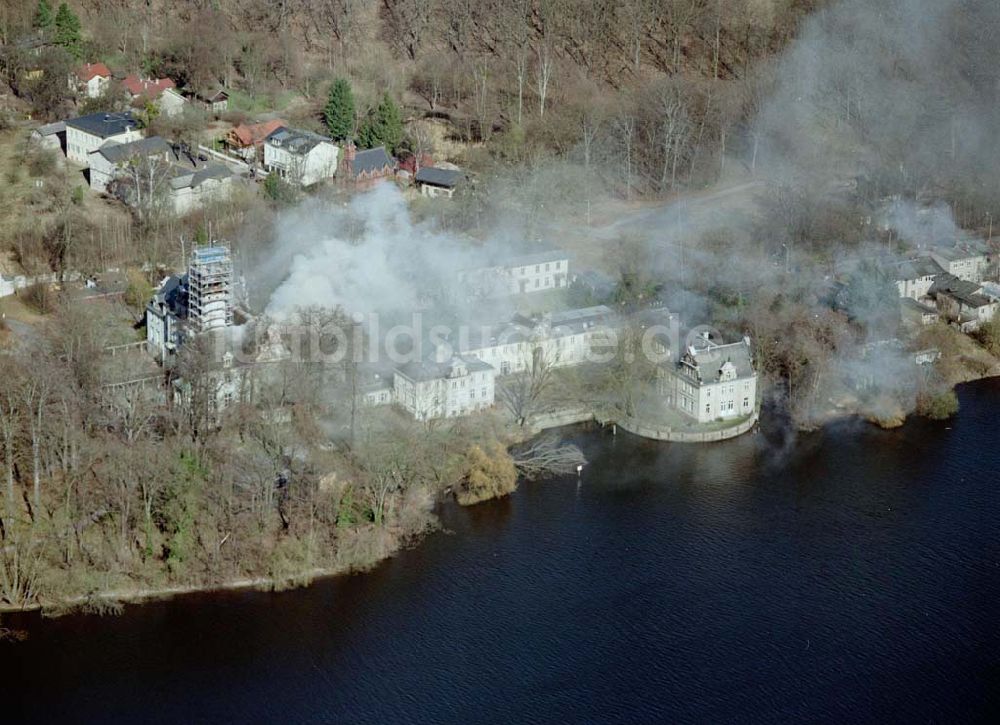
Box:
[121,74,186,117]
[71,62,111,98]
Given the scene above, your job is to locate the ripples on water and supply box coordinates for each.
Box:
[4,381,1000,724]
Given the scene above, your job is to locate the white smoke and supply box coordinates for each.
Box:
[260,184,490,318]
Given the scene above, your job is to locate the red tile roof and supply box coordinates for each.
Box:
[121,74,176,99]
[76,62,110,81]
[229,119,288,147]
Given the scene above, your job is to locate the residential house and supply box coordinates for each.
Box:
[226,119,287,163]
[929,239,992,284]
[146,273,188,363]
[459,249,571,298]
[91,136,234,212]
[30,120,65,152]
[168,161,234,214]
[122,75,186,117]
[930,274,998,332]
[900,297,940,328]
[393,355,496,421]
[414,166,464,198]
[342,143,396,186]
[87,135,172,192]
[660,336,758,424]
[64,111,142,164]
[263,126,339,186]
[360,366,395,408]
[888,256,943,300]
[191,88,229,114]
[70,62,111,98]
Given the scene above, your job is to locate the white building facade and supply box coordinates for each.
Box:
[661,337,758,424]
[393,357,496,421]
[65,111,142,165]
[263,127,339,187]
[459,249,571,299]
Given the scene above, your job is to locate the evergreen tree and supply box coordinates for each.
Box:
[53,2,82,58]
[357,93,404,153]
[33,0,54,30]
[323,78,355,140]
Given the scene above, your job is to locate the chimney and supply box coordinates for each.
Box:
[343,140,356,176]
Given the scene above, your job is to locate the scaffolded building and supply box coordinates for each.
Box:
[187,244,233,332]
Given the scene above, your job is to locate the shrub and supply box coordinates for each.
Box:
[262,171,296,205]
[21,281,55,314]
[975,317,1000,356]
[917,389,959,420]
[28,146,57,176]
[454,443,518,506]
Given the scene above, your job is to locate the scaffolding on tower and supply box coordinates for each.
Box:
[187,243,233,333]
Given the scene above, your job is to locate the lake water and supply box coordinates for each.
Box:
[4,382,999,724]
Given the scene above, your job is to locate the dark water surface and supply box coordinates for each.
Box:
[4,382,1000,724]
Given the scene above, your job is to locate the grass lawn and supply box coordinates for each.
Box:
[228,88,299,115]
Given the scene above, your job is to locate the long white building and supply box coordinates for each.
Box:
[448,305,614,376]
[393,356,496,421]
[458,249,571,299]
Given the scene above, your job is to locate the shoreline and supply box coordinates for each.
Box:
[4,374,997,618]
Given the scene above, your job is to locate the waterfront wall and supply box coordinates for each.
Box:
[527,406,759,443]
[617,409,759,443]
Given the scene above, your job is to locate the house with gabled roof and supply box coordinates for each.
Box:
[71,62,111,98]
[121,74,186,117]
[929,274,998,332]
[342,142,396,187]
[168,158,235,214]
[64,111,142,164]
[30,120,65,152]
[263,126,339,186]
[414,166,464,198]
[191,88,229,114]
[886,256,944,300]
[928,237,992,284]
[226,118,287,162]
[89,136,235,213]
[87,135,172,192]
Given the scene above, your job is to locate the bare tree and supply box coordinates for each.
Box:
[511,434,586,479]
[497,347,555,427]
[614,112,637,200]
[109,153,175,225]
[655,81,692,190]
[0,356,22,513]
[534,41,554,118]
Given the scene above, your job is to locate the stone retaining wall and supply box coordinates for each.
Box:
[617,409,759,442]
[527,406,759,443]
